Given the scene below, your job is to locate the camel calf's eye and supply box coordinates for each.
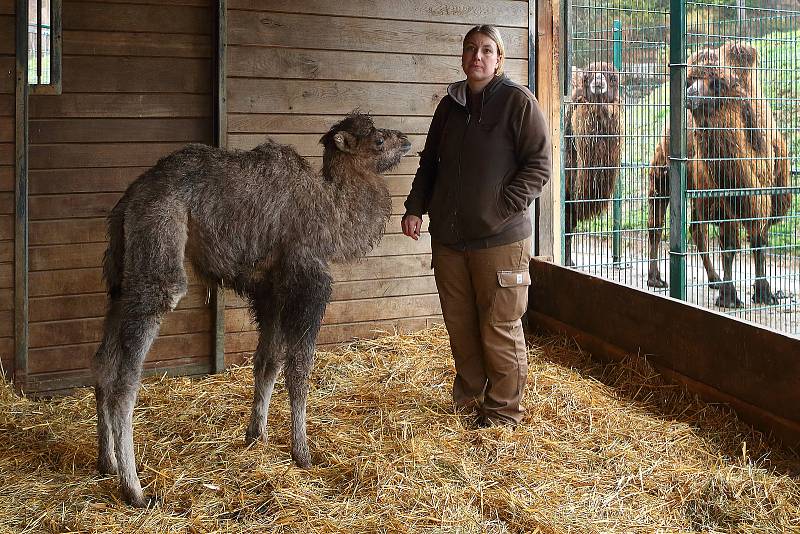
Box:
[376,138,384,146]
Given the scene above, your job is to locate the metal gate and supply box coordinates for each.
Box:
[562,0,800,335]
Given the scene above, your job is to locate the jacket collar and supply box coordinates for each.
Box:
[447,73,508,108]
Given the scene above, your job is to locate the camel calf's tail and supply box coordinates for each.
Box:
[103,198,126,300]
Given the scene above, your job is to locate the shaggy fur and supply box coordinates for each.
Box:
[92,112,411,507]
[564,62,622,266]
[647,43,791,307]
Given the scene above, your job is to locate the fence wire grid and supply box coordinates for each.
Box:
[562,0,800,336]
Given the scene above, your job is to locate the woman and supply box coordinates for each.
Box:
[402,25,552,427]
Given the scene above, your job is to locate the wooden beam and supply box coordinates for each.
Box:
[212,0,226,373]
[527,259,800,447]
[15,0,29,392]
[534,0,563,263]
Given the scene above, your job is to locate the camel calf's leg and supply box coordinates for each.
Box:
[93,300,124,475]
[246,294,284,444]
[277,260,332,468]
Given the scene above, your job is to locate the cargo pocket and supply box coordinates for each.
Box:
[491,269,531,324]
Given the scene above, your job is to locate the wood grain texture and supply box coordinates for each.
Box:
[227,0,528,27]
[227,10,527,57]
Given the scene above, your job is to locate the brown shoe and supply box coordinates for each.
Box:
[475,415,517,429]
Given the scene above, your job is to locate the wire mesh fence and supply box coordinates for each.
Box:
[563,0,800,336]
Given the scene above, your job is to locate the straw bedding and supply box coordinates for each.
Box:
[1,325,798,533]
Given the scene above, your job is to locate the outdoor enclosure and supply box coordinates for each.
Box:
[563,0,800,335]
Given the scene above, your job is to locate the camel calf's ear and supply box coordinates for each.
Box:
[333,131,356,153]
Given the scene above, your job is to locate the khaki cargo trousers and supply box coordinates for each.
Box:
[432,237,532,424]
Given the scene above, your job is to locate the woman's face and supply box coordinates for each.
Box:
[462,33,500,86]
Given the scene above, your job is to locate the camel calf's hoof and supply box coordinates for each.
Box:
[97,458,118,476]
[124,492,160,509]
[244,428,268,446]
[291,447,312,468]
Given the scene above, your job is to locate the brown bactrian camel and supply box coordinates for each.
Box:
[564,62,623,266]
[647,42,791,307]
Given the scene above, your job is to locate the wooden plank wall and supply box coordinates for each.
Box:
[24,0,214,391]
[0,0,14,378]
[223,0,533,365]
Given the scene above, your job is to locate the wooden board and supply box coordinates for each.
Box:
[29,193,119,220]
[30,217,109,245]
[30,118,210,144]
[27,332,212,375]
[29,266,204,297]
[0,215,11,239]
[228,78,447,116]
[227,0,528,27]
[227,11,528,57]
[29,308,212,348]
[30,94,212,119]
[64,30,212,57]
[224,315,441,354]
[29,167,146,195]
[227,114,434,135]
[64,2,211,34]
[0,58,13,94]
[28,142,191,170]
[0,116,12,142]
[29,285,213,322]
[228,46,528,85]
[229,132,428,157]
[223,275,438,309]
[62,57,211,93]
[0,166,12,191]
[225,293,441,332]
[0,17,12,55]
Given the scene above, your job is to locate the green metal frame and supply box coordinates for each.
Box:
[560,0,572,265]
[668,0,688,300]
[611,19,623,264]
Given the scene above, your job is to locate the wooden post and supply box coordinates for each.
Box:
[15,0,30,392]
[535,0,563,263]
[212,0,227,373]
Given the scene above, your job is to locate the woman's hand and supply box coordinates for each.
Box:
[401,215,423,240]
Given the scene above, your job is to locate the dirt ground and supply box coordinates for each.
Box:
[570,235,800,336]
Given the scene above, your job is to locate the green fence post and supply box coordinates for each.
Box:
[612,20,623,265]
[669,0,687,300]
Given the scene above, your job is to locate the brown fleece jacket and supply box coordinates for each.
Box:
[404,74,552,249]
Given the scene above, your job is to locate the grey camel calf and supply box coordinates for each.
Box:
[92,112,411,507]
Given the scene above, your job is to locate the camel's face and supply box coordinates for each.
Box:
[685,48,746,118]
[582,62,619,104]
[686,68,728,115]
[321,113,412,174]
[366,127,413,173]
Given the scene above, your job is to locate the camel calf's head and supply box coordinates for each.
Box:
[320,112,412,174]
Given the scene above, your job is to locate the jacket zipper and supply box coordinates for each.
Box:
[455,109,470,244]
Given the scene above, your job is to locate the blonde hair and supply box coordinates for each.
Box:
[463,25,506,76]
